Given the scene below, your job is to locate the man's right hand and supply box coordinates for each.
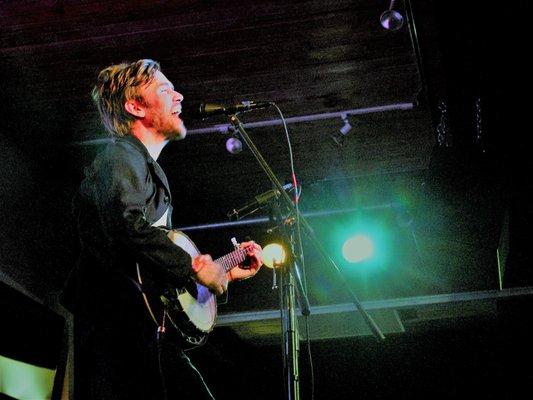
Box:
[191,254,228,295]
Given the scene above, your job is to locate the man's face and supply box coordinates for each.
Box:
[138,70,187,140]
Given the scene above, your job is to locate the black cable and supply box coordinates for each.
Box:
[181,351,216,400]
[156,329,169,400]
[303,315,315,400]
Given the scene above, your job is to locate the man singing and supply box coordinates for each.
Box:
[63,59,263,399]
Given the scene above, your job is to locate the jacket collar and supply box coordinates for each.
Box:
[118,134,151,160]
[117,134,172,197]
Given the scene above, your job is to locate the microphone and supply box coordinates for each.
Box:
[185,101,272,120]
[227,183,293,221]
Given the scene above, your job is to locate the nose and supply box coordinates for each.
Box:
[173,90,184,103]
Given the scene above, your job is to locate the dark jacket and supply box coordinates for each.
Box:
[64,135,217,399]
[63,134,192,319]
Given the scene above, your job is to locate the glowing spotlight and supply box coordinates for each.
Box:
[263,243,286,268]
[342,235,374,263]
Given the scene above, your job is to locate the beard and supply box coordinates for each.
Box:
[163,119,187,141]
[154,114,187,141]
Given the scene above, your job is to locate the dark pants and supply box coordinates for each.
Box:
[74,313,215,399]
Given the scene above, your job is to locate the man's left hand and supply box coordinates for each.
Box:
[228,241,263,281]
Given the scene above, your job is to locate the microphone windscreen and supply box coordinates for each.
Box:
[180,102,205,121]
[201,103,225,115]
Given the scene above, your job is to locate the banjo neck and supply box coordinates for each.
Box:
[214,247,248,272]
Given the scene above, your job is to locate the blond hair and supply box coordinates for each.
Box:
[91,59,161,137]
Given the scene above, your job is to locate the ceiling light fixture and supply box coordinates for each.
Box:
[339,114,352,136]
[380,0,404,31]
[225,136,242,154]
[222,125,243,154]
[330,114,353,146]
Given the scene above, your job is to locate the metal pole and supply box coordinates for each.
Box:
[280,263,300,399]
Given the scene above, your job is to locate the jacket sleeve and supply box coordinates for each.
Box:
[92,144,192,287]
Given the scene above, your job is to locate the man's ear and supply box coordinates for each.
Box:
[124,99,145,118]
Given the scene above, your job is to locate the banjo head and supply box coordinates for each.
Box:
[176,283,216,332]
[167,230,217,333]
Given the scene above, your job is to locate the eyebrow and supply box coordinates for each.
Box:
[159,82,175,91]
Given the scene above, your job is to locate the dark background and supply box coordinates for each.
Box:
[1,0,531,398]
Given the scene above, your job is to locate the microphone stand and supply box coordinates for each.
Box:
[228,115,385,400]
[271,195,309,400]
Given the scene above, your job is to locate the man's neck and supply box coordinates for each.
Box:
[144,140,168,161]
[130,126,168,160]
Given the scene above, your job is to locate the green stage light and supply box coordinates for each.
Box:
[320,212,391,273]
[342,234,375,263]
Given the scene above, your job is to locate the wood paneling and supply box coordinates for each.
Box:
[0,0,444,300]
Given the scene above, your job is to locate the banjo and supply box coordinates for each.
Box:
[136,229,249,347]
